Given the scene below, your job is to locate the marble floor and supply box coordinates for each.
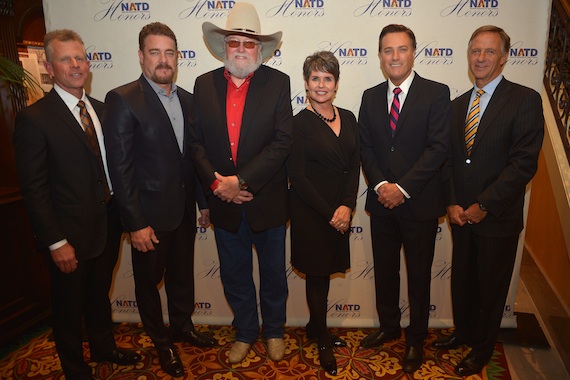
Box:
[504,251,570,380]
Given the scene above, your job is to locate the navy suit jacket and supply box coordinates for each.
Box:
[359,73,451,221]
[443,77,544,237]
[14,89,110,260]
[189,65,293,232]
[103,75,204,232]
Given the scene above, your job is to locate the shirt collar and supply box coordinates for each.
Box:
[53,83,88,111]
[388,70,415,94]
[224,69,254,87]
[474,74,503,97]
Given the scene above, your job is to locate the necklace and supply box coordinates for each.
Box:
[312,105,337,123]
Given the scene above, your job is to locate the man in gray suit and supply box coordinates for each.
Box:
[189,2,292,365]
[103,22,215,378]
[433,25,544,376]
[14,29,140,380]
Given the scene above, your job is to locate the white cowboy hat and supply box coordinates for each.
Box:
[202,2,282,62]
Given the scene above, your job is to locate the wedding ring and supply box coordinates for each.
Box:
[468,221,473,224]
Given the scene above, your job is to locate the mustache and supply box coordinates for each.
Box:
[156,64,173,70]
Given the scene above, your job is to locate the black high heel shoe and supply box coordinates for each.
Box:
[318,345,337,375]
[306,324,347,347]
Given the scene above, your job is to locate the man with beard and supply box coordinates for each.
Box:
[190,2,293,365]
[102,22,215,378]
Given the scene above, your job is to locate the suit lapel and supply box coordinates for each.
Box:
[454,91,471,156]
[239,66,267,147]
[395,75,422,137]
[213,69,232,158]
[138,76,182,157]
[472,78,511,153]
[46,90,95,156]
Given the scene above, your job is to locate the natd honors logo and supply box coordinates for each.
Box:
[350,225,364,241]
[266,0,325,18]
[416,42,453,66]
[112,295,139,314]
[291,88,309,115]
[353,0,412,17]
[317,42,368,66]
[440,0,498,17]
[328,298,361,318]
[94,0,151,22]
[265,49,283,67]
[86,46,113,70]
[196,225,208,240]
[178,49,197,68]
[194,301,213,316]
[179,0,234,20]
[508,41,539,66]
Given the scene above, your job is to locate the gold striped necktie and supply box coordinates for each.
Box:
[464,89,484,155]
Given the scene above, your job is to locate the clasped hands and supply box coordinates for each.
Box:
[330,205,352,234]
[377,183,405,209]
[213,171,253,204]
[447,203,488,226]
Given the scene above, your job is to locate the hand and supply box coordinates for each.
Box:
[232,190,254,204]
[330,205,352,234]
[446,205,466,226]
[377,183,405,209]
[130,226,159,252]
[51,243,78,273]
[459,203,488,225]
[198,209,211,228]
[212,172,240,203]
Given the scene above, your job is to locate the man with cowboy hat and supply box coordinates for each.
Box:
[189,2,292,365]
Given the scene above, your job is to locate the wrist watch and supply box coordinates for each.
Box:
[478,203,487,212]
[237,174,248,190]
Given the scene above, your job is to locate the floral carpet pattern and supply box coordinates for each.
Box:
[0,323,510,379]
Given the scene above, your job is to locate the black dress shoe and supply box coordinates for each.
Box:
[360,329,400,348]
[305,326,347,348]
[318,345,337,375]
[431,334,466,350]
[454,356,487,376]
[157,347,184,378]
[91,348,142,365]
[402,345,423,373]
[174,328,216,347]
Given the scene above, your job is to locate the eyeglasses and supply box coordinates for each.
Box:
[225,39,260,49]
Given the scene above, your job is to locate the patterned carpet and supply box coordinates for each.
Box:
[0,323,511,379]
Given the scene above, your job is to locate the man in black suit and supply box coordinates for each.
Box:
[102,22,215,378]
[189,2,292,365]
[358,24,451,373]
[433,25,544,376]
[13,29,141,380]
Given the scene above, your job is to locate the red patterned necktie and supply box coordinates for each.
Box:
[77,100,111,203]
[464,89,485,156]
[390,87,402,136]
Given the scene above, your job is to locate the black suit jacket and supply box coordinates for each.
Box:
[14,89,109,260]
[359,73,451,221]
[103,75,202,232]
[189,65,293,232]
[444,77,544,237]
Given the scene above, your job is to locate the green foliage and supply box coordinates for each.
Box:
[0,55,42,97]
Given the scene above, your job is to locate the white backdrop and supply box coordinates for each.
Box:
[44,0,550,329]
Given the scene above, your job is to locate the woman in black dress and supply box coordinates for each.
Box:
[287,51,360,375]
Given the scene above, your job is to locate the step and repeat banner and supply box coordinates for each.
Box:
[44,0,550,329]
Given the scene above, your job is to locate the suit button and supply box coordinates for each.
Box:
[465,159,471,164]
[390,146,395,152]
[181,183,186,188]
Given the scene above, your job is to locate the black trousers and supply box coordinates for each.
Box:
[131,209,197,350]
[370,212,438,346]
[50,201,122,380]
[451,225,519,361]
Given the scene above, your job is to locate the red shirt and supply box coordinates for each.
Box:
[210,69,254,191]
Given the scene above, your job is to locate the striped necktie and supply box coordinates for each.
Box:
[389,87,402,136]
[464,89,485,155]
[77,100,111,203]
